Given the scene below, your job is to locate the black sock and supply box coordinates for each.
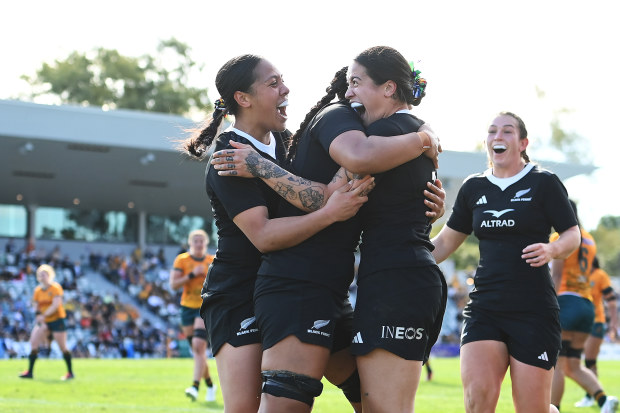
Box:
[205,377,213,388]
[192,380,199,390]
[593,390,607,407]
[585,392,592,399]
[28,351,38,372]
[63,351,73,374]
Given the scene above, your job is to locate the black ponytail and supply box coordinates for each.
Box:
[183,110,228,159]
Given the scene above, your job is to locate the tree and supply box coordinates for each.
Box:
[548,108,591,164]
[532,87,592,164]
[21,38,211,116]
[591,215,620,276]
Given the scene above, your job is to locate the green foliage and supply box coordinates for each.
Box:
[431,223,480,271]
[2,358,618,412]
[599,216,620,230]
[449,234,480,270]
[21,38,211,116]
[592,215,620,275]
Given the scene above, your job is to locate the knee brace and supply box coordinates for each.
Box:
[585,359,597,369]
[559,340,570,357]
[193,328,208,342]
[336,369,361,403]
[566,346,583,359]
[261,370,323,407]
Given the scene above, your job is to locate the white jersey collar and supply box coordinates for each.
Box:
[225,126,276,159]
[395,109,414,115]
[484,163,534,191]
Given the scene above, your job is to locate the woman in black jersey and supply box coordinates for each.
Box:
[182,54,374,413]
[431,112,581,413]
[343,46,447,413]
[210,47,446,413]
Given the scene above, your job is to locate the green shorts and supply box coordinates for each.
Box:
[46,318,67,332]
[181,305,201,327]
[558,295,594,334]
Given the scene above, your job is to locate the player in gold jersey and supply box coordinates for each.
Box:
[170,229,216,402]
[551,201,617,412]
[19,264,73,380]
[575,257,618,408]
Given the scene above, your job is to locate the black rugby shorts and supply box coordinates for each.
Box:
[461,305,561,370]
[201,289,260,356]
[351,265,445,361]
[254,275,353,352]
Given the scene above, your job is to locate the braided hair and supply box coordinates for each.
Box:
[285,66,349,165]
[182,54,263,159]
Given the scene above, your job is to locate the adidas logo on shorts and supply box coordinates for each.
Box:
[476,195,488,205]
[538,351,549,361]
[352,332,363,344]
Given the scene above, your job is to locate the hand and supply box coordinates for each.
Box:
[425,179,446,224]
[522,243,555,267]
[35,314,45,325]
[193,265,206,276]
[419,124,442,169]
[323,176,374,222]
[349,174,376,197]
[211,140,259,178]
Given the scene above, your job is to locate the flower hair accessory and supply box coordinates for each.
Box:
[408,61,427,99]
[214,98,227,112]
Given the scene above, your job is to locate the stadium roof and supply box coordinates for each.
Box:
[0,99,208,218]
[0,99,596,220]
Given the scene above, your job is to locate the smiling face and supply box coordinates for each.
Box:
[244,59,289,133]
[345,61,388,125]
[487,114,529,173]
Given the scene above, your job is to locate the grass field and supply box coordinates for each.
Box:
[1,357,619,412]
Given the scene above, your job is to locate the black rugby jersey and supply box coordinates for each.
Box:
[447,164,577,311]
[258,102,365,294]
[204,130,288,295]
[357,111,437,279]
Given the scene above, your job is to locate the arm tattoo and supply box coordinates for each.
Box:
[331,170,343,184]
[246,152,288,178]
[299,187,325,211]
[286,176,312,186]
[273,182,298,201]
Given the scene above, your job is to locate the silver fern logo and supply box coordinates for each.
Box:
[240,317,256,330]
[511,188,532,202]
[236,316,258,336]
[312,320,330,329]
[307,319,332,337]
[514,188,531,198]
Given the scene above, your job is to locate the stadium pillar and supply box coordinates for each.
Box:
[25,204,37,242]
[138,210,146,249]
